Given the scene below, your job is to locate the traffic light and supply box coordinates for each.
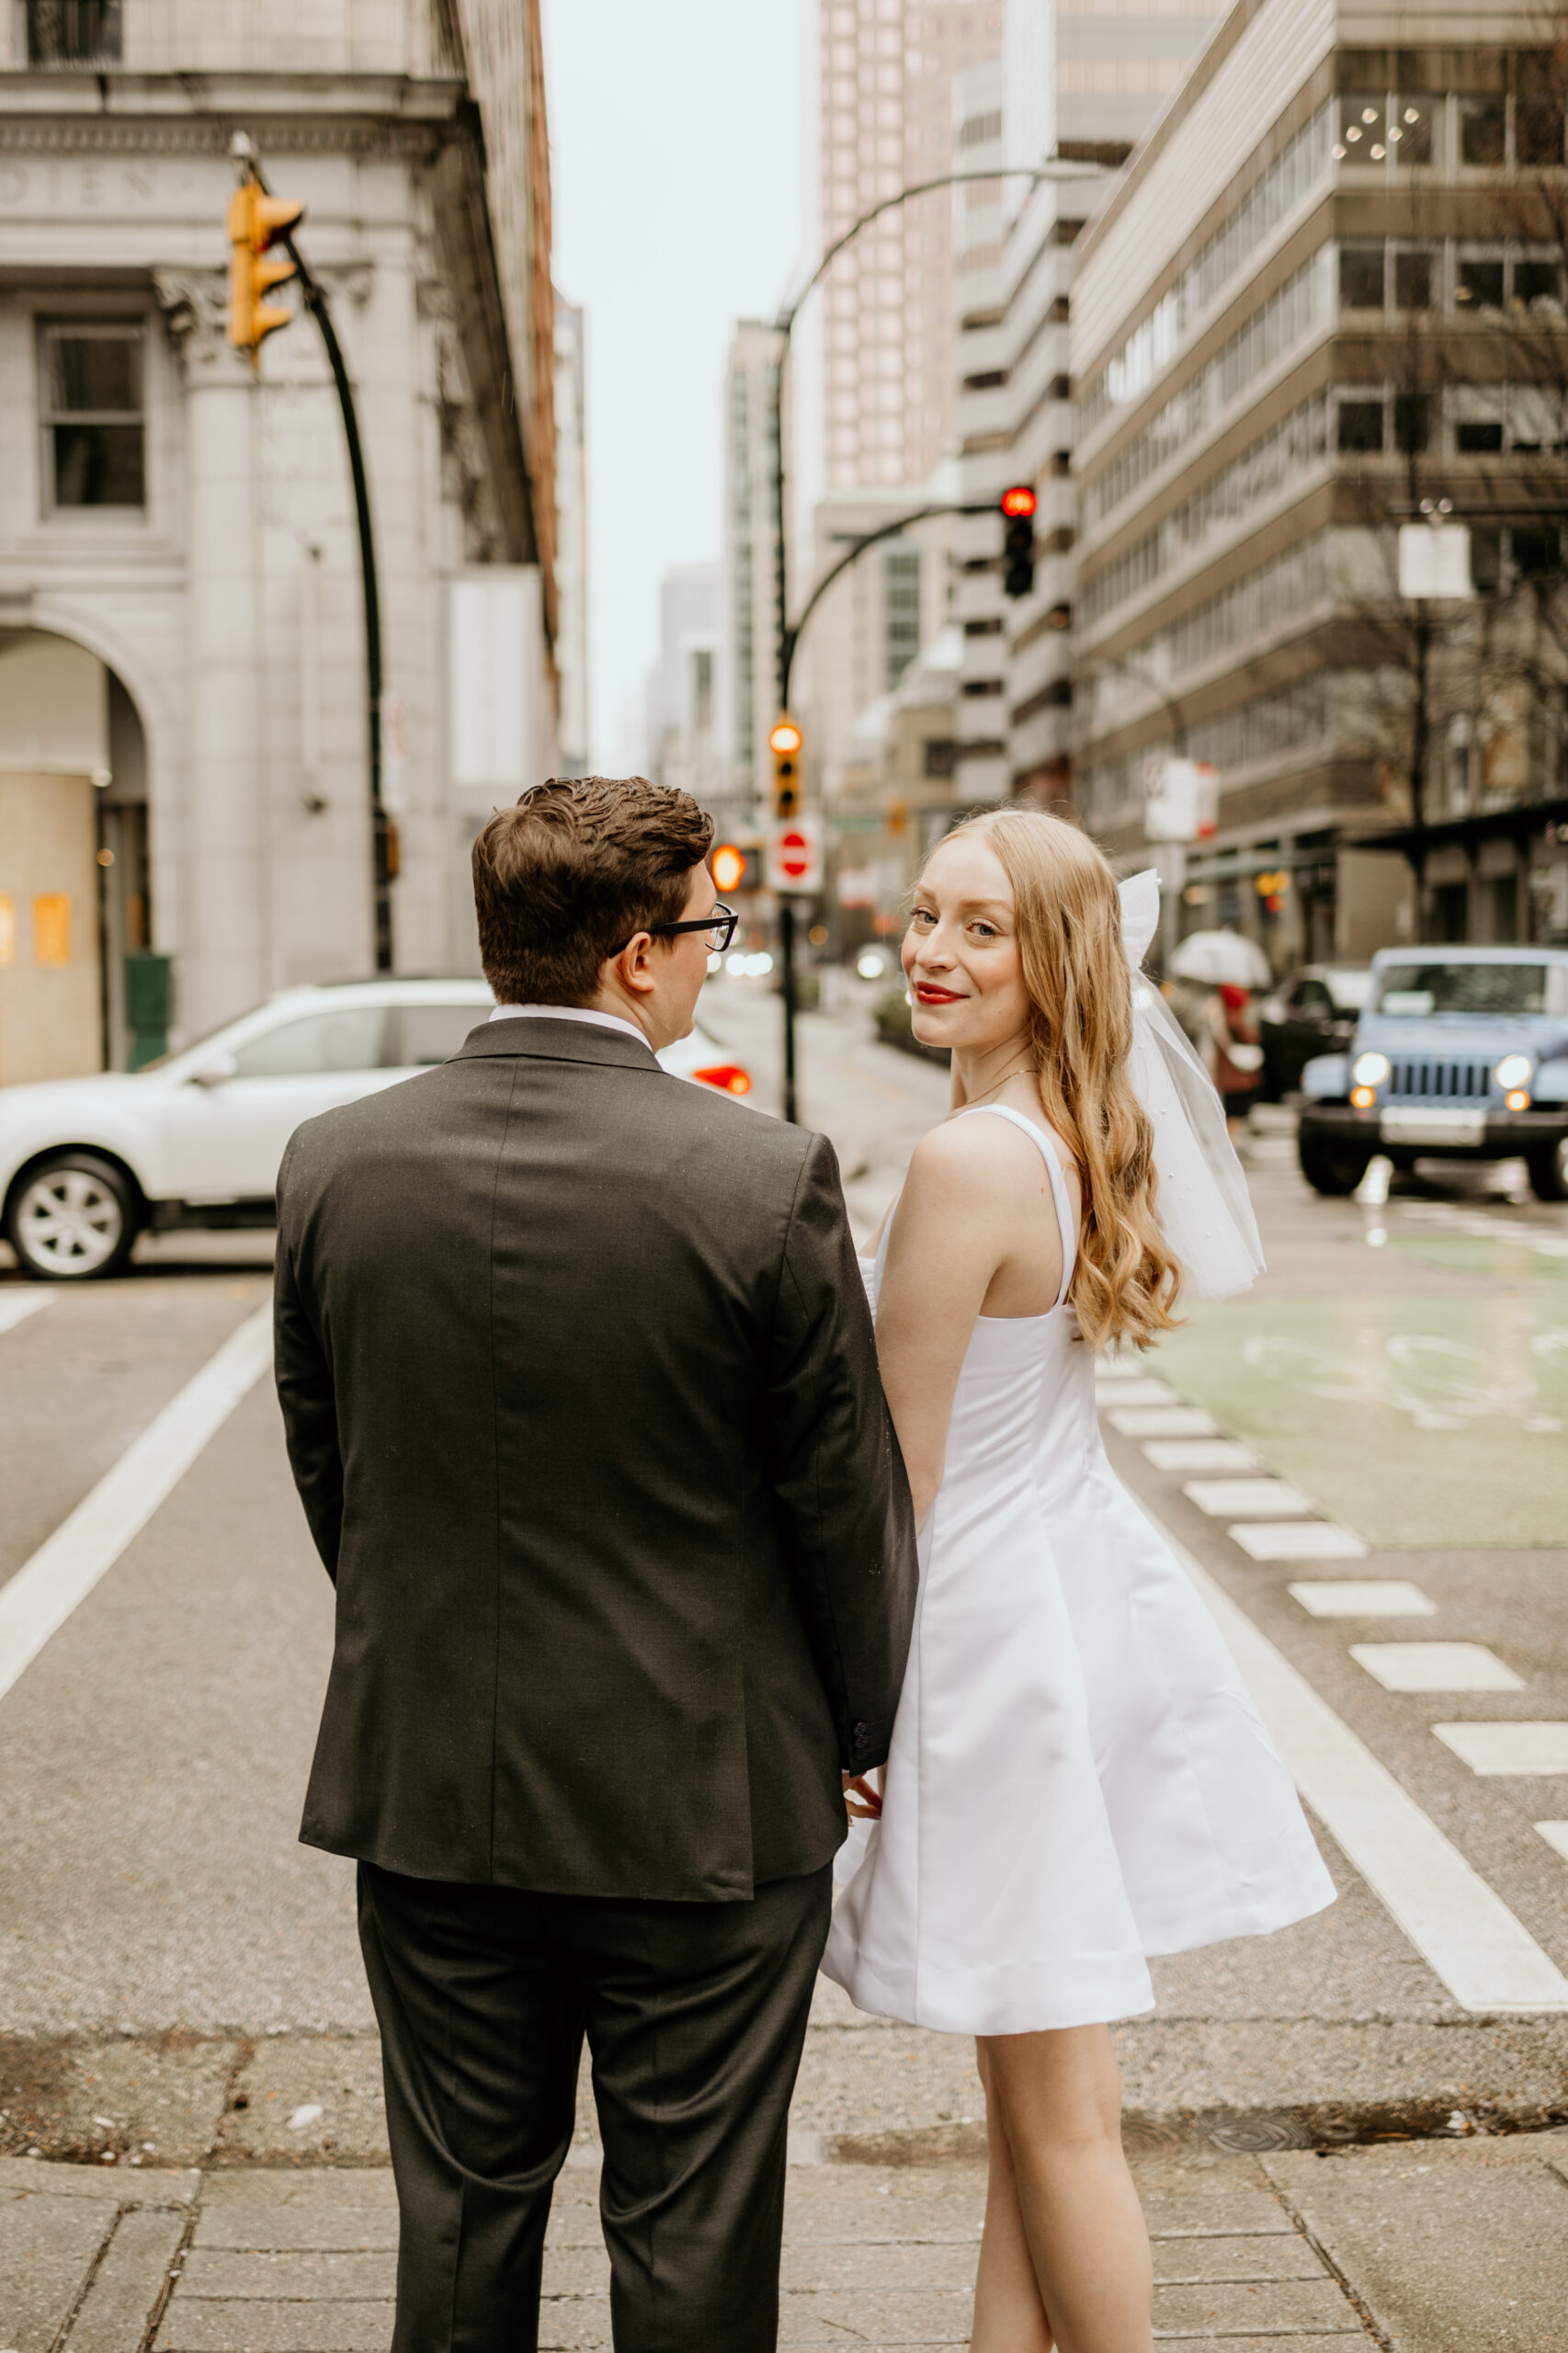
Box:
[1001,483,1038,599]
[227,182,304,360]
[713,840,765,894]
[769,716,802,821]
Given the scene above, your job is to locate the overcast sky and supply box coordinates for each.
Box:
[541,0,807,771]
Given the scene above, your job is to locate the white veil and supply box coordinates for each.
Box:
[1118,870,1266,1300]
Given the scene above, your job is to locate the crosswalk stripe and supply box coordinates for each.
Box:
[0,1292,52,1338]
[1141,1505,1568,2013]
[0,1305,272,1710]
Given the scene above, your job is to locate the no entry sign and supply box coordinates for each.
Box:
[767,815,823,894]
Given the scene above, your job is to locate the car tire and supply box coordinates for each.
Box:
[1298,1134,1372,1197]
[6,1153,140,1281]
[1527,1137,1568,1203]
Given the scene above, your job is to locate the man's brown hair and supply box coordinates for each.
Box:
[472,777,715,1006]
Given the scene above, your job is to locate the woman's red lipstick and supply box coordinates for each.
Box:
[914,983,965,1004]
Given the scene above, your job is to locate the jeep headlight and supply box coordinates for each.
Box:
[1353,1051,1391,1086]
[1495,1053,1533,1090]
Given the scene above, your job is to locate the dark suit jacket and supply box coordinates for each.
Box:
[273,1015,917,1903]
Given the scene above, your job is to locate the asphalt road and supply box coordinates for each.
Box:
[3,980,1567,2167]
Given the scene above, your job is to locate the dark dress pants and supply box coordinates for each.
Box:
[358,1859,834,2353]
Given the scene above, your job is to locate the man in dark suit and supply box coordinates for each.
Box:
[274,776,917,2352]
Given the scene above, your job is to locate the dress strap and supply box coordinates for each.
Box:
[955,1105,1077,1308]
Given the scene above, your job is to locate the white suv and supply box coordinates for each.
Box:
[0,980,755,1280]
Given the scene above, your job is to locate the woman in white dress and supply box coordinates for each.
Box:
[822,811,1335,2353]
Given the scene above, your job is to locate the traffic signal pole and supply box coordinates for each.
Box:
[767,158,1098,1122]
[228,134,392,974]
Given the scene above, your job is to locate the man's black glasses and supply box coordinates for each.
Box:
[609,904,737,958]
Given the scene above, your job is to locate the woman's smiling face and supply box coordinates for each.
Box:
[903,831,1031,1053]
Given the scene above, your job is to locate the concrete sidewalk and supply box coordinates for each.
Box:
[6,2130,1568,2351]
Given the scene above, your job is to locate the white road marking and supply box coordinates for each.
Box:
[1185,1477,1314,1518]
[1143,1514,1568,2012]
[1230,1521,1369,1561]
[1095,1358,1146,1382]
[0,1292,52,1338]
[1351,1643,1524,1694]
[1143,1438,1261,1473]
[1108,1405,1219,1438]
[1290,1581,1437,1619]
[1091,1377,1178,1407]
[1537,1824,1568,1865]
[1435,1723,1568,1776]
[0,1305,272,1710]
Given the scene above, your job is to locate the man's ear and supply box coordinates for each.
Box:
[609,933,659,998]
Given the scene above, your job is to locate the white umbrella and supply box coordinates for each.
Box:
[1168,930,1271,989]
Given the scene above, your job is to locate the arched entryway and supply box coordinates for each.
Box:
[0,630,154,1085]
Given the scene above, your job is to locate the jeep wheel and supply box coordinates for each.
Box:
[1527,1136,1568,1203]
[1298,1134,1372,1197]
[6,1154,139,1280]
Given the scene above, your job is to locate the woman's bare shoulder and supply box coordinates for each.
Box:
[903,1110,1050,1205]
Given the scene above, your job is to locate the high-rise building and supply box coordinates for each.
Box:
[722,320,788,813]
[553,298,590,778]
[817,0,1005,492]
[1072,0,1568,962]
[950,0,1221,812]
[646,565,724,814]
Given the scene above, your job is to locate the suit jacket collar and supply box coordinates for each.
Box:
[453,1015,663,1075]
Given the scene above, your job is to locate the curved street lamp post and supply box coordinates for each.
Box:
[767,159,1102,1120]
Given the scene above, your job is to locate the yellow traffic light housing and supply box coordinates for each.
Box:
[769,716,802,822]
[228,183,305,360]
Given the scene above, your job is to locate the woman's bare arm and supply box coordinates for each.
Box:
[875,1120,1054,1523]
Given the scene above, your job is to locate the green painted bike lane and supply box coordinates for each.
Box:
[1152,1228,1568,1550]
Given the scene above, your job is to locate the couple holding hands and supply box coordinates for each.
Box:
[274,776,1331,2353]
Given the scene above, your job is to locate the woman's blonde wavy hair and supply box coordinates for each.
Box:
[939,808,1182,1352]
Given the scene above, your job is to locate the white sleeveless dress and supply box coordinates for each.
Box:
[822,1104,1335,2036]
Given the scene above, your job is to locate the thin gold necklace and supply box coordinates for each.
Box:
[957,1055,1034,1110]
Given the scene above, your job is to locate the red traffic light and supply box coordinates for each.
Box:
[711,843,747,892]
[1000,484,1037,519]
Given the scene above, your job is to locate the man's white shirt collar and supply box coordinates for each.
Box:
[490,1003,653,1054]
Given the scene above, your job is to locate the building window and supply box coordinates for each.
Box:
[40,323,145,509]
[1392,96,1436,165]
[1339,244,1386,312]
[1393,248,1434,310]
[1336,96,1388,161]
[1511,523,1560,579]
[1455,249,1505,311]
[1453,389,1504,454]
[1393,392,1432,454]
[1336,397,1384,454]
[883,548,921,689]
[1458,96,1506,168]
[24,2,121,64]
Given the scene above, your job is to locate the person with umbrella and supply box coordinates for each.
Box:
[1167,932,1270,1135]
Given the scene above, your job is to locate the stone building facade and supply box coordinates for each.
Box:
[0,0,558,1080]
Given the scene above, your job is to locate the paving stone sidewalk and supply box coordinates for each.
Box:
[6,2129,1568,2352]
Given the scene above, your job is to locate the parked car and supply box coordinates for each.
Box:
[1256,965,1370,1099]
[1297,947,1568,1199]
[0,981,753,1280]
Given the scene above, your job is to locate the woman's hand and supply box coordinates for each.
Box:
[843,1769,883,1821]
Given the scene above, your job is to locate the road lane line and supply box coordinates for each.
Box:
[0,1293,52,1337]
[1137,1505,1568,2013]
[0,1304,272,1710]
